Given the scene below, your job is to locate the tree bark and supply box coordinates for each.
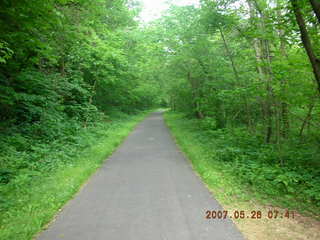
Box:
[309,0,320,24]
[187,71,204,119]
[276,1,290,138]
[299,103,315,137]
[291,0,320,94]
[218,26,252,128]
[218,26,240,81]
[247,0,274,143]
[84,79,97,128]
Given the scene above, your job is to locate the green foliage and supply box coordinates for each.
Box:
[165,112,320,216]
[0,0,161,183]
[0,1,160,238]
[0,0,160,123]
[0,111,149,240]
[1,0,320,236]
[141,0,320,215]
[0,40,13,64]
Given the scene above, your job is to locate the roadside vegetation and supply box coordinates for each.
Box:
[155,0,320,237]
[0,1,159,239]
[165,112,320,216]
[149,0,320,218]
[0,111,149,240]
[165,112,320,240]
[1,0,320,239]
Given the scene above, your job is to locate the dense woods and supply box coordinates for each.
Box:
[0,0,160,182]
[144,0,320,212]
[0,1,160,236]
[0,0,319,238]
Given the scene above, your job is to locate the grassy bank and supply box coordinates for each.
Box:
[164,111,320,240]
[164,112,250,205]
[164,112,320,214]
[0,111,149,240]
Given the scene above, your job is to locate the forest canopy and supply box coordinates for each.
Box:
[150,0,320,210]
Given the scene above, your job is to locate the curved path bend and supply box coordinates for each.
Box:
[38,112,244,240]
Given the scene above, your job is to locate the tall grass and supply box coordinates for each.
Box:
[164,112,320,219]
[0,111,149,240]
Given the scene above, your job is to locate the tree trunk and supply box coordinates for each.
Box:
[247,0,274,143]
[263,38,274,143]
[309,0,320,24]
[215,97,226,129]
[84,79,97,128]
[291,0,320,94]
[218,26,252,128]
[218,26,240,81]
[299,103,315,137]
[187,71,204,119]
[276,1,290,138]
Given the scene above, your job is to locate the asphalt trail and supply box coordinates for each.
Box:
[37,112,244,240]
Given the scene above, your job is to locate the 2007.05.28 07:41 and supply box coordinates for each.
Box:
[205,210,295,220]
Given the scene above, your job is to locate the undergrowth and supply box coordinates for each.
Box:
[0,110,149,240]
[164,112,320,219]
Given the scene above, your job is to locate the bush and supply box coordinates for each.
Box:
[166,112,320,211]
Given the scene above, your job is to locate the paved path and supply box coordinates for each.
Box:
[38,112,244,240]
